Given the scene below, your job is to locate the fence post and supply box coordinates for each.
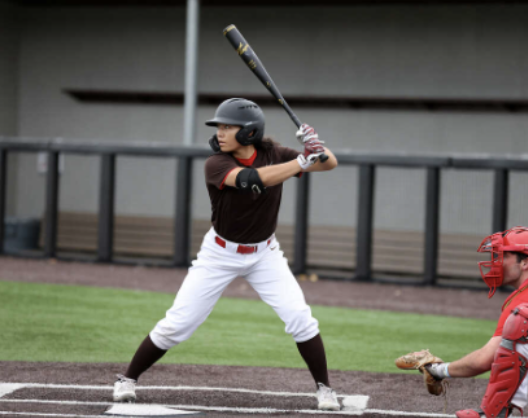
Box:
[174,156,193,266]
[0,149,6,254]
[44,151,60,258]
[492,169,508,233]
[98,154,116,262]
[293,172,310,275]
[423,167,440,285]
[355,164,375,281]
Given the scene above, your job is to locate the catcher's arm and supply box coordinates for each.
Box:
[445,335,500,377]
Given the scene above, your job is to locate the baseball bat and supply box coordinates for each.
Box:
[223,24,328,163]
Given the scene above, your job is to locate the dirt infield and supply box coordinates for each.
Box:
[0,256,507,417]
[0,360,488,418]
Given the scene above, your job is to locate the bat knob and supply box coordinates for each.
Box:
[319,154,329,163]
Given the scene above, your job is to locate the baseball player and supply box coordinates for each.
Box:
[113,98,340,411]
[418,226,528,418]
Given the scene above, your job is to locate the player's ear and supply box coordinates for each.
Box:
[520,256,528,271]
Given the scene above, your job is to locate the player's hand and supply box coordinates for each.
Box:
[297,124,325,157]
[297,152,324,170]
[296,124,324,145]
[425,362,450,380]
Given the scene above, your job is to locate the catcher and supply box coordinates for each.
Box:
[396,226,528,418]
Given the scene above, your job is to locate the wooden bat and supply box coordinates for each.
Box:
[223,24,329,163]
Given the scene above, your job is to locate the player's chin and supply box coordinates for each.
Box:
[221,144,237,153]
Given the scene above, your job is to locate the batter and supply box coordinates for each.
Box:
[113,98,340,410]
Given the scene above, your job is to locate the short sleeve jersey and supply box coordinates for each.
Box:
[204,144,300,244]
[494,279,528,337]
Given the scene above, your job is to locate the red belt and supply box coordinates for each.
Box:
[215,236,271,254]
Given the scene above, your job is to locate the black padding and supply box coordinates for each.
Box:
[235,168,266,194]
[209,135,220,153]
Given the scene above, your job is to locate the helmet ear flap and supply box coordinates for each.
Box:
[209,134,221,152]
[235,124,264,146]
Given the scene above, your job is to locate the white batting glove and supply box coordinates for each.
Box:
[297,153,323,170]
[296,123,325,145]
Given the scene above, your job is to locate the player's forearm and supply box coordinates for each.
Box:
[447,347,495,377]
[303,148,338,172]
[257,160,302,187]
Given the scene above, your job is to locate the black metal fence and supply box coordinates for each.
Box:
[1,137,526,285]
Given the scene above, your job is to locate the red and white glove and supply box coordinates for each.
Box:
[296,124,325,153]
[296,124,325,169]
[296,124,324,146]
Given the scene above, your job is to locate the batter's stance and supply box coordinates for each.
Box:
[113,98,340,410]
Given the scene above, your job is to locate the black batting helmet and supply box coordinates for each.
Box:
[205,98,265,146]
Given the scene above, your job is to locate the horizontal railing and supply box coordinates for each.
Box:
[1,136,527,285]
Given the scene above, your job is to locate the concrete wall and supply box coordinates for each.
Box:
[11,4,528,235]
[0,0,18,216]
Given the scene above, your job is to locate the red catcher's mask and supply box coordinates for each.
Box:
[478,226,528,298]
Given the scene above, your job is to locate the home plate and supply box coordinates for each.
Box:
[105,404,201,417]
[342,395,370,413]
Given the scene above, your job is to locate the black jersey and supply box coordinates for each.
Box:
[204,144,300,243]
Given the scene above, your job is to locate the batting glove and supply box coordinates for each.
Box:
[296,124,324,145]
[297,152,324,170]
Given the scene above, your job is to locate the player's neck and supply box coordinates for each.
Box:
[232,145,256,160]
[514,273,528,290]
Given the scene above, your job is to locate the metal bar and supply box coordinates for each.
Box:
[492,169,509,233]
[355,165,375,281]
[423,167,440,285]
[452,157,528,171]
[293,173,310,275]
[44,151,60,257]
[174,157,193,266]
[97,154,116,262]
[182,0,200,145]
[0,149,7,254]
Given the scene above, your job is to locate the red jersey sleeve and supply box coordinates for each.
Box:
[204,154,239,190]
[494,307,513,337]
[494,288,528,336]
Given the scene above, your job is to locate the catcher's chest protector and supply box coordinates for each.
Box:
[480,304,528,418]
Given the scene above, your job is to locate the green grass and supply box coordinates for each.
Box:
[0,280,495,375]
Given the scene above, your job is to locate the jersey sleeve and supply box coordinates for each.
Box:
[494,289,528,337]
[204,155,239,190]
[494,307,512,337]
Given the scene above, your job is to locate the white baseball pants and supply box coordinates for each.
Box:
[150,227,320,350]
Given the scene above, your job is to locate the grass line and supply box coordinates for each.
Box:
[0,281,494,374]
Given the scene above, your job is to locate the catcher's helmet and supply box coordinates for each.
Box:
[478,226,528,298]
[205,98,265,148]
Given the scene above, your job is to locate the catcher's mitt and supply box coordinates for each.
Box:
[395,349,445,396]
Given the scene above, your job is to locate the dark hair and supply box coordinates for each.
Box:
[255,136,281,151]
[516,253,528,263]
